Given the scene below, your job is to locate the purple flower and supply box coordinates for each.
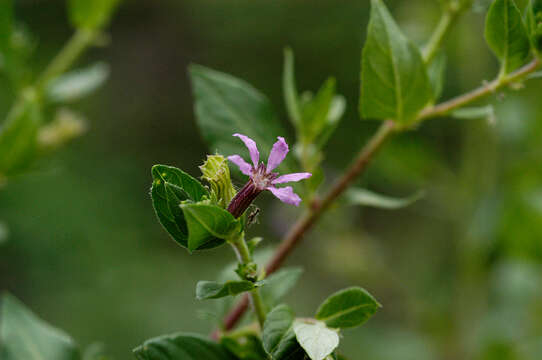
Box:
[226,133,311,217]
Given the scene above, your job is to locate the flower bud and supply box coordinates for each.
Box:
[199,154,236,208]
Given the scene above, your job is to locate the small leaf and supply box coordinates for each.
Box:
[260,267,304,308]
[68,0,121,30]
[181,203,240,251]
[196,280,257,300]
[293,321,339,360]
[46,62,109,103]
[283,48,301,126]
[427,52,447,101]
[345,188,424,210]
[360,0,432,124]
[315,287,381,329]
[262,305,305,360]
[0,91,42,177]
[133,333,235,360]
[0,292,80,360]
[189,65,295,174]
[451,105,496,122]
[300,78,336,142]
[150,165,226,251]
[485,0,531,74]
[221,334,267,360]
[526,0,542,53]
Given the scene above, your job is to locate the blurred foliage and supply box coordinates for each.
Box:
[1,0,542,359]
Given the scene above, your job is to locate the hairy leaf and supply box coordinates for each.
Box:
[196,280,257,300]
[360,0,432,124]
[133,333,235,360]
[0,293,80,360]
[46,62,110,103]
[315,287,381,329]
[189,65,295,174]
[68,0,121,30]
[293,321,339,360]
[345,188,424,210]
[485,0,531,74]
[181,203,240,251]
[262,304,305,360]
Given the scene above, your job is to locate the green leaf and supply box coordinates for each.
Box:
[0,91,42,177]
[451,105,496,121]
[133,333,235,360]
[345,188,425,210]
[181,203,240,251]
[360,0,432,124]
[150,165,226,251]
[260,267,304,308]
[293,321,339,360]
[221,334,267,360]
[526,0,542,52]
[427,52,446,101]
[68,0,121,30]
[196,280,257,300]
[283,48,301,127]
[262,305,305,360]
[46,62,109,103]
[0,0,13,54]
[189,64,295,174]
[315,287,381,329]
[0,293,80,360]
[485,0,531,74]
[300,78,336,142]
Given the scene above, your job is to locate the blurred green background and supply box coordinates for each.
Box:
[1,0,542,359]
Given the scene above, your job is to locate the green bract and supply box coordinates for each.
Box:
[199,154,236,208]
[485,0,530,75]
[150,164,239,252]
[360,0,432,124]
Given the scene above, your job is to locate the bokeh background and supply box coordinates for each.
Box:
[2,0,542,359]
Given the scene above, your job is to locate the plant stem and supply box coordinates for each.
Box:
[230,234,267,329]
[422,11,456,64]
[35,29,97,91]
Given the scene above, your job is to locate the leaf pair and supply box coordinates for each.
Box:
[262,287,380,360]
[150,164,241,252]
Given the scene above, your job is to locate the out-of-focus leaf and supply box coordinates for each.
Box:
[315,287,381,329]
[37,108,87,152]
[189,64,295,174]
[196,280,257,300]
[0,293,80,360]
[293,321,339,360]
[0,0,13,55]
[451,105,496,122]
[360,0,432,124]
[0,91,42,177]
[46,62,109,103]
[68,0,121,30]
[0,221,8,245]
[427,52,446,101]
[526,0,542,53]
[300,78,336,141]
[260,267,303,309]
[345,188,424,210]
[527,70,542,79]
[133,333,235,360]
[262,304,305,360]
[181,203,240,251]
[485,0,531,74]
[283,48,301,127]
[221,334,267,360]
[150,165,228,251]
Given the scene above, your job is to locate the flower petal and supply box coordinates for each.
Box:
[267,136,289,172]
[233,133,259,167]
[272,172,312,184]
[227,155,252,176]
[266,186,301,206]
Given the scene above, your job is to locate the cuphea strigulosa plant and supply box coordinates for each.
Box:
[2,0,542,359]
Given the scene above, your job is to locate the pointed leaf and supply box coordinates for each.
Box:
[133,333,235,360]
[360,0,432,124]
[345,188,424,210]
[485,0,531,74]
[262,304,305,360]
[0,293,80,360]
[196,280,257,300]
[181,203,240,251]
[315,287,381,329]
[293,321,339,360]
[189,65,295,174]
[283,48,301,127]
[46,62,110,103]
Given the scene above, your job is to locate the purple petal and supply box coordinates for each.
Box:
[266,137,289,172]
[233,133,259,167]
[272,172,312,184]
[227,155,252,176]
[266,186,301,206]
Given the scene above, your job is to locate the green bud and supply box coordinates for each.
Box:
[199,154,236,208]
